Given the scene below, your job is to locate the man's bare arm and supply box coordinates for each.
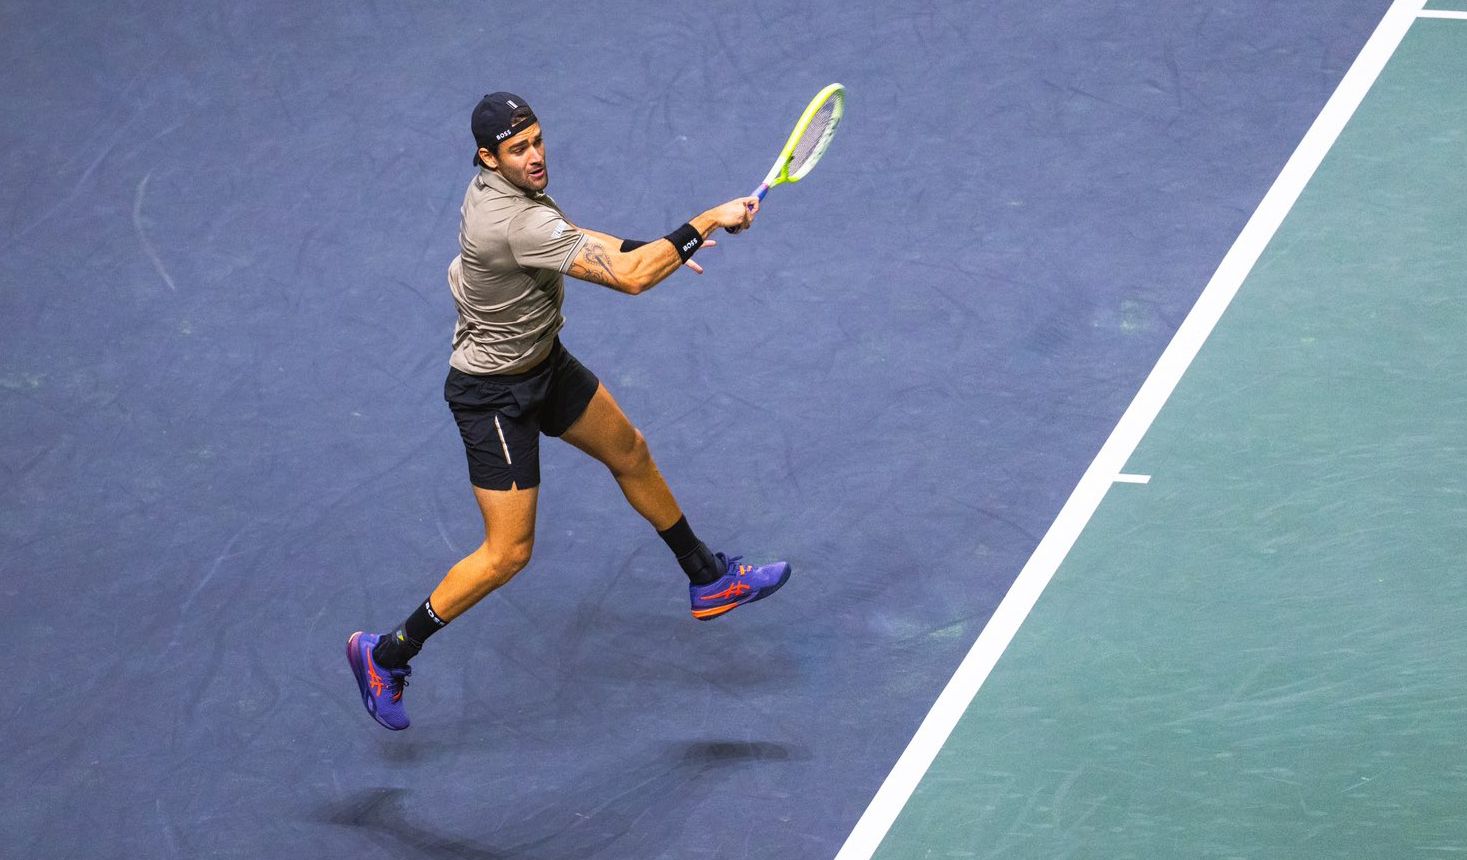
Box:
[564,197,759,294]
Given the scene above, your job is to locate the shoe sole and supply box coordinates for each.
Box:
[692,564,792,620]
[347,631,409,731]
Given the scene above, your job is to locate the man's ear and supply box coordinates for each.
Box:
[478,147,496,169]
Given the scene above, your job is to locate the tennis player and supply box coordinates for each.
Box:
[347,92,792,731]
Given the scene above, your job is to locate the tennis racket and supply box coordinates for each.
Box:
[729,83,846,232]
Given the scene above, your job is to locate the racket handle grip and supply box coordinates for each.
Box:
[728,184,769,234]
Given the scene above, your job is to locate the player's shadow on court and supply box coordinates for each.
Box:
[677,738,805,765]
[318,788,508,860]
[315,740,809,859]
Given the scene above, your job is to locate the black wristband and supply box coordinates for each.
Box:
[619,238,649,252]
[663,222,703,263]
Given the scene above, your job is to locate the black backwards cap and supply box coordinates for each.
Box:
[472,91,538,165]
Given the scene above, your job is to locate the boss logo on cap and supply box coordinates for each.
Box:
[495,128,514,141]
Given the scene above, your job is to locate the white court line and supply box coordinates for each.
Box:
[833,2,1426,857]
[1418,9,1467,18]
[1114,473,1151,484]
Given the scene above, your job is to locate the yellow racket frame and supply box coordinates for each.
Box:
[754,82,846,199]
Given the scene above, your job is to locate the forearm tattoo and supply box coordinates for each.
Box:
[575,239,619,287]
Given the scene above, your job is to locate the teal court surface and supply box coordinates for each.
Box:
[843,3,1467,857]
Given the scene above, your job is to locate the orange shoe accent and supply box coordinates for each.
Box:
[701,582,752,602]
[366,660,386,698]
[692,603,738,619]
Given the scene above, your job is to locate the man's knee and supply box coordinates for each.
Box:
[487,539,534,576]
[609,430,652,476]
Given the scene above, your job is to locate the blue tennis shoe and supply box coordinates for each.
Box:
[690,554,791,620]
[347,631,412,730]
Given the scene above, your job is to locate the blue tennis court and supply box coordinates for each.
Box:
[10,1,1458,857]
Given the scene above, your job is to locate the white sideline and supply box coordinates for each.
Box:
[832,2,1427,857]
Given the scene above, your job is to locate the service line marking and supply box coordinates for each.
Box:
[1114,473,1151,484]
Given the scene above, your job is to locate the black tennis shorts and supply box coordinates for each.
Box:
[444,339,600,491]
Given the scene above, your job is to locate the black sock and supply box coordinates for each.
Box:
[657,516,724,585]
[403,598,448,643]
[373,598,448,668]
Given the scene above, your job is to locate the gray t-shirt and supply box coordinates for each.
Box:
[447,167,587,374]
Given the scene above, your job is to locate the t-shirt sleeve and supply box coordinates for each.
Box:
[507,206,586,273]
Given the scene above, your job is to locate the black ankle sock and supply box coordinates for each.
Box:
[372,629,421,669]
[373,598,448,668]
[403,598,448,643]
[657,516,724,585]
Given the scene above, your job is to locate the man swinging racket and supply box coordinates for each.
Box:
[347,92,792,731]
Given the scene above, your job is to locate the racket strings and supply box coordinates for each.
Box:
[788,97,838,176]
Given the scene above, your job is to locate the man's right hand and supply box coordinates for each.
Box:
[698,196,760,234]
